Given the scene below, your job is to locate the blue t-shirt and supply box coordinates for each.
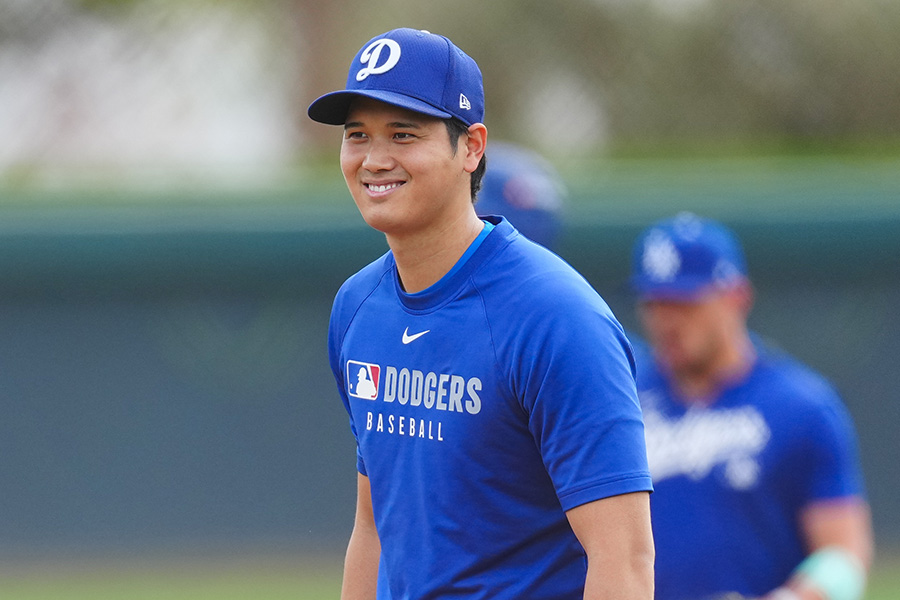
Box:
[632,337,866,600]
[328,217,652,600]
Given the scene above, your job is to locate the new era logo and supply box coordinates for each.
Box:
[347,360,380,400]
[459,93,471,110]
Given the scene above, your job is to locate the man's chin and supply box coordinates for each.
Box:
[359,213,409,238]
[658,352,695,375]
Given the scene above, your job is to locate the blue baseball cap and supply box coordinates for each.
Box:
[476,141,565,249]
[631,212,748,300]
[308,28,485,126]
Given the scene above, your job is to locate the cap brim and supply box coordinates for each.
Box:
[308,89,453,125]
[631,276,716,302]
[631,275,748,302]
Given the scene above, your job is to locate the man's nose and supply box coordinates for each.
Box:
[362,138,394,171]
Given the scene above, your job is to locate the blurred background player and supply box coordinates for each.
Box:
[475,141,565,250]
[628,212,873,600]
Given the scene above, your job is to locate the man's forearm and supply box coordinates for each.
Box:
[340,525,381,600]
[583,546,655,600]
[567,492,655,600]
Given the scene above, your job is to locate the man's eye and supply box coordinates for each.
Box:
[394,132,415,140]
[345,131,366,140]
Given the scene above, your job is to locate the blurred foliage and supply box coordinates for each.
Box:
[287,0,900,155]
[1,0,899,178]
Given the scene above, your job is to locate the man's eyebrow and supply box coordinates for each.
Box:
[344,120,423,130]
[388,121,422,129]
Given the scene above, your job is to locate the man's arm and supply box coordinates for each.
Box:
[767,498,874,600]
[566,491,655,600]
[341,473,381,600]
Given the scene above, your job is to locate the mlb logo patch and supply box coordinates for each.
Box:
[347,360,380,400]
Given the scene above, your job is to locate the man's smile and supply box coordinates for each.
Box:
[365,181,406,195]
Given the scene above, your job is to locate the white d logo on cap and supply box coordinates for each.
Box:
[356,39,402,81]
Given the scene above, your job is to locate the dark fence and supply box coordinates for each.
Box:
[1,166,898,559]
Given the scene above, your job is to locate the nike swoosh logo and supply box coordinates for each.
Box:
[402,327,430,344]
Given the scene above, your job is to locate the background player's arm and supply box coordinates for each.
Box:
[340,473,380,600]
[767,498,873,600]
[566,491,655,600]
[801,497,874,570]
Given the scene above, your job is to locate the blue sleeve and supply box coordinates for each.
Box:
[800,388,866,501]
[511,282,653,510]
[328,286,368,477]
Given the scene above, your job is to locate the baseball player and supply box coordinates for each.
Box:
[629,213,873,600]
[308,28,654,600]
[475,140,565,250]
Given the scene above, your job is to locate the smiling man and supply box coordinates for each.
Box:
[308,28,654,600]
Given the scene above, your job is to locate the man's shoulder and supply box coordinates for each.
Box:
[332,251,394,312]
[751,337,843,410]
[477,231,604,307]
[471,232,630,363]
[340,250,393,287]
[749,339,862,455]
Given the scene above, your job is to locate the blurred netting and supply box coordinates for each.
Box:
[1,0,899,181]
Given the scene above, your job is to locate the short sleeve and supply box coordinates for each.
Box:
[328,288,368,477]
[800,391,866,501]
[513,289,653,511]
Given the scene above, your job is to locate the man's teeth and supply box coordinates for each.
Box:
[368,183,402,193]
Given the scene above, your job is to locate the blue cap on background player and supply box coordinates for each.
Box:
[631,212,748,300]
[308,28,485,126]
[476,141,565,249]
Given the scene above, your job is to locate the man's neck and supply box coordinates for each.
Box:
[672,334,756,404]
[388,209,484,294]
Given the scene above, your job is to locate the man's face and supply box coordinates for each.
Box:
[340,97,474,237]
[638,290,739,377]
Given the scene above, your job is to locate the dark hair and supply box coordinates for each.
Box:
[444,118,487,202]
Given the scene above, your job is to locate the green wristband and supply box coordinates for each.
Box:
[794,546,866,600]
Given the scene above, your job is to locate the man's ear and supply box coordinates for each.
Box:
[727,279,755,317]
[463,123,487,174]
